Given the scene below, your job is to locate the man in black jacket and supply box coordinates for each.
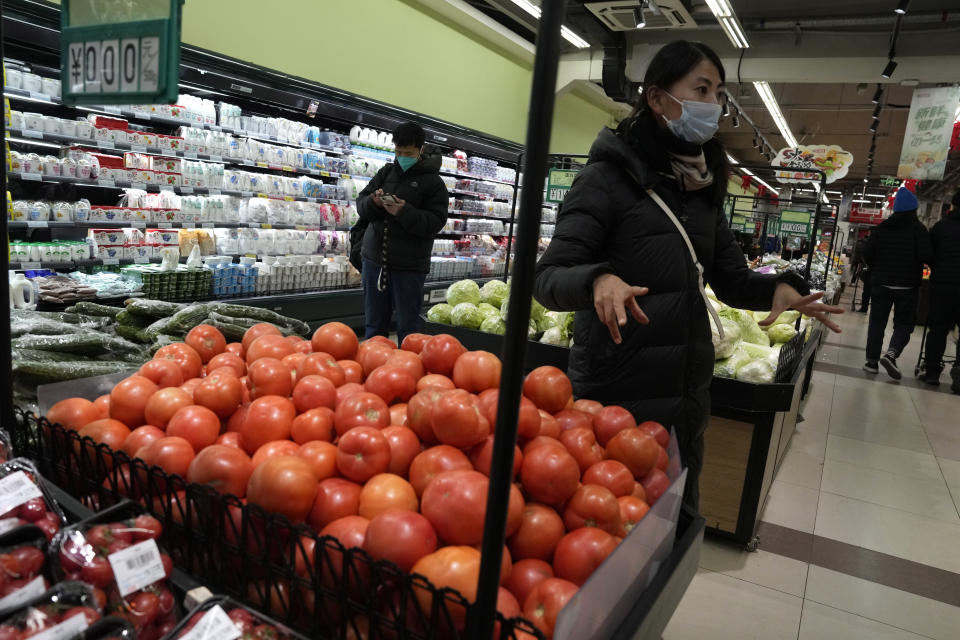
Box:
[851,232,872,312]
[863,187,933,378]
[354,122,448,343]
[922,190,960,391]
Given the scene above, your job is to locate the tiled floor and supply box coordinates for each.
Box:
[664,292,960,639]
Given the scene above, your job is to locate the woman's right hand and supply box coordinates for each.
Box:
[372,188,385,208]
[592,273,649,344]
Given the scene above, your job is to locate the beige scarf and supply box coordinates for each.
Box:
[668,152,714,191]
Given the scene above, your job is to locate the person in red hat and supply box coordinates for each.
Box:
[863,187,933,378]
[922,190,960,392]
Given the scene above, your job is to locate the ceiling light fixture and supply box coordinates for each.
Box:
[753,81,799,148]
[872,86,883,104]
[732,115,740,127]
[507,0,590,48]
[5,137,63,150]
[634,4,646,28]
[881,59,898,78]
[895,0,910,15]
[863,178,869,183]
[870,122,878,132]
[705,0,750,49]
[872,105,882,118]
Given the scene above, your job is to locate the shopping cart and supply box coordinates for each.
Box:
[913,322,959,378]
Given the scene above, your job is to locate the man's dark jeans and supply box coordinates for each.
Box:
[924,283,960,375]
[362,259,427,345]
[866,285,918,362]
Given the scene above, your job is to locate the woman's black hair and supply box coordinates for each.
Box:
[618,40,730,206]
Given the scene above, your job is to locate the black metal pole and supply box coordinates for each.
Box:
[803,171,828,288]
[503,152,522,282]
[0,0,14,428]
[469,1,566,638]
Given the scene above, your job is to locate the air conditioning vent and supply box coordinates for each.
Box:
[585,0,697,31]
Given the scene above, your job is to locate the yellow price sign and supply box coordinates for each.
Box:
[256,193,269,199]
[261,223,273,229]
[283,196,294,202]
[255,161,268,168]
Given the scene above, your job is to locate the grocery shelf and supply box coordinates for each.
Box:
[447,210,513,221]
[8,219,352,231]
[448,188,513,203]
[440,169,516,187]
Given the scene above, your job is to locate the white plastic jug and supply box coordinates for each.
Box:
[349,125,362,146]
[9,273,36,310]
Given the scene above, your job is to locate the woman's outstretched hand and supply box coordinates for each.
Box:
[593,273,649,344]
[760,283,844,333]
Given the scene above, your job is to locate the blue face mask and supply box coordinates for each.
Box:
[662,92,722,145]
[397,156,418,172]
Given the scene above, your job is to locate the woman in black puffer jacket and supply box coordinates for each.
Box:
[534,41,842,509]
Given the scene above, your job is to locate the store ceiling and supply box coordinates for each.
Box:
[466,0,960,197]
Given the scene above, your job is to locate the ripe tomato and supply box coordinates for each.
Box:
[121,425,164,457]
[225,342,245,358]
[311,322,359,361]
[297,352,346,387]
[291,407,335,444]
[185,325,227,363]
[408,445,472,497]
[562,484,622,535]
[308,478,363,530]
[410,546,480,627]
[477,392,541,441]
[365,336,396,349]
[193,372,244,419]
[523,367,573,414]
[537,410,561,439]
[154,344,203,381]
[290,336,314,354]
[207,352,246,377]
[165,405,221,452]
[520,442,580,506]
[558,427,604,473]
[78,418,130,450]
[416,374,456,392]
[93,394,110,418]
[333,392,389,437]
[282,352,307,374]
[246,357,294,399]
[593,405,636,447]
[337,360,364,384]
[138,359,184,389]
[420,470,523,545]
[291,375,337,414]
[655,445,669,472]
[110,375,159,428]
[238,396,297,454]
[363,510,437,572]
[335,383,365,408]
[469,435,522,479]
[381,425,421,477]
[246,334,295,364]
[318,515,370,586]
[606,429,659,480]
[242,323,282,353]
[47,398,100,431]
[389,403,408,426]
[639,420,670,448]
[405,388,447,444]
[358,345,394,377]
[508,503,565,562]
[226,404,248,434]
[364,365,417,405]
[419,335,466,376]
[631,481,647,502]
[295,441,337,481]
[180,377,202,401]
[431,389,490,449]
[522,578,578,638]
[384,349,424,380]
[251,440,300,468]
[186,445,253,497]
[336,427,390,483]
[505,558,554,608]
[400,333,430,354]
[554,410,594,433]
[358,473,418,519]
[553,527,618,586]
[217,431,243,448]
[246,456,318,522]
[617,496,650,535]
[452,351,501,393]
[641,468,670,505]
[582,460,635,497]
[572,399,603,416]
[136,436,196,477]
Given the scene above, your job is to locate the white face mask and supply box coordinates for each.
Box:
[662,92,722,145]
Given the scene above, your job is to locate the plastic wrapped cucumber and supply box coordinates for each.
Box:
[123,299,185,318]
[208,303,309,335]
[13,360,138,384]
[10,319,92,338]
[166,304,211,333]
[201,318,247,342]
[64,301,123,318]
[114,324,153,344]
[11,348,93,362]
[12,333,113,355]
[115,309,152,328]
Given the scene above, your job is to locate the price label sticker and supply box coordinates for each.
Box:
[160,185,175,192]
[131,145,148,153]
[246,222,261,228]
[29,92,51,102]
[208,188,221,196]
[180,187,194,194]
[21,262,42,269]
[341,173,351,179]
[309,169,320,176]
[131,221,147,228]
[184,152,198,159]
[306,197,317,203]
[319,171,331,177]
[261,223,273,229]
[282,166,294,173]
[178,605,242,640]
[100,105,121,114]
[208,155,223,163]
[158,222,172,228]
[241,191,253,198]
[256,161,269,168]
[182,223,196,229]
[108,538,166,597]
[99,179,116,188]
[283,196,294,202]
[133,111,153,121]
[97,141,115,149]
[21,129,44,139]
[209,125,222,132]
[102,258,120,265]
[28,612,88,640]
[134,257,150,264]
[21,173,42,182]
[202,222,215,229]
[295,225,306,231]
[26,221,48,228]
[130,182,147,191]
[243,159,254,166]
[0,518,22,535]
[256,193,269,199]
[0,471,43,516]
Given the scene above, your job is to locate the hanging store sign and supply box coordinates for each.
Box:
[730,215,747,232]
[765,217,781,236]
[849,205,884,225]
[897,86,960,181]
[779,210,812,237]
[772,145,854,185]
[545,169,579,204]
[879,176,900,187]
[60,0,184,106]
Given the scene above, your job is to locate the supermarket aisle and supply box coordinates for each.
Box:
[664,293,960,640]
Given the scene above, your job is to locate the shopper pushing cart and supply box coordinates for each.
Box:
[921,190,960,393]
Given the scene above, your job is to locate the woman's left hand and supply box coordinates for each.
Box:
[760,283,844,333]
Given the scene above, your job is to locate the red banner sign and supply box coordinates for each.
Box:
[849,204,884,225]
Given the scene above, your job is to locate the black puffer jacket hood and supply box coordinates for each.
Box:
[931,212,960,284]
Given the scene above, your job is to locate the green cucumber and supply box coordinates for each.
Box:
[66,302,123,318]
[14,360,138,384]
[208,303,309,336]
[124,299,185,318]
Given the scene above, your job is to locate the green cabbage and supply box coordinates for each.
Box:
[768,323,798,344]
[477,303,500,318]
[480,316,506,335]
[427,303,453,324]
[719,308,769,347]
[530,297,547,327]
[451,303,483,329]
[529,320,538,338]
[757,309,800,326]
[540,327,567,346]
[446,279,481,307]
[735,358,775,383]
[712,317,742,359]
[713,346,752,378]
[480,280,509,308]
[541,310,574,336]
